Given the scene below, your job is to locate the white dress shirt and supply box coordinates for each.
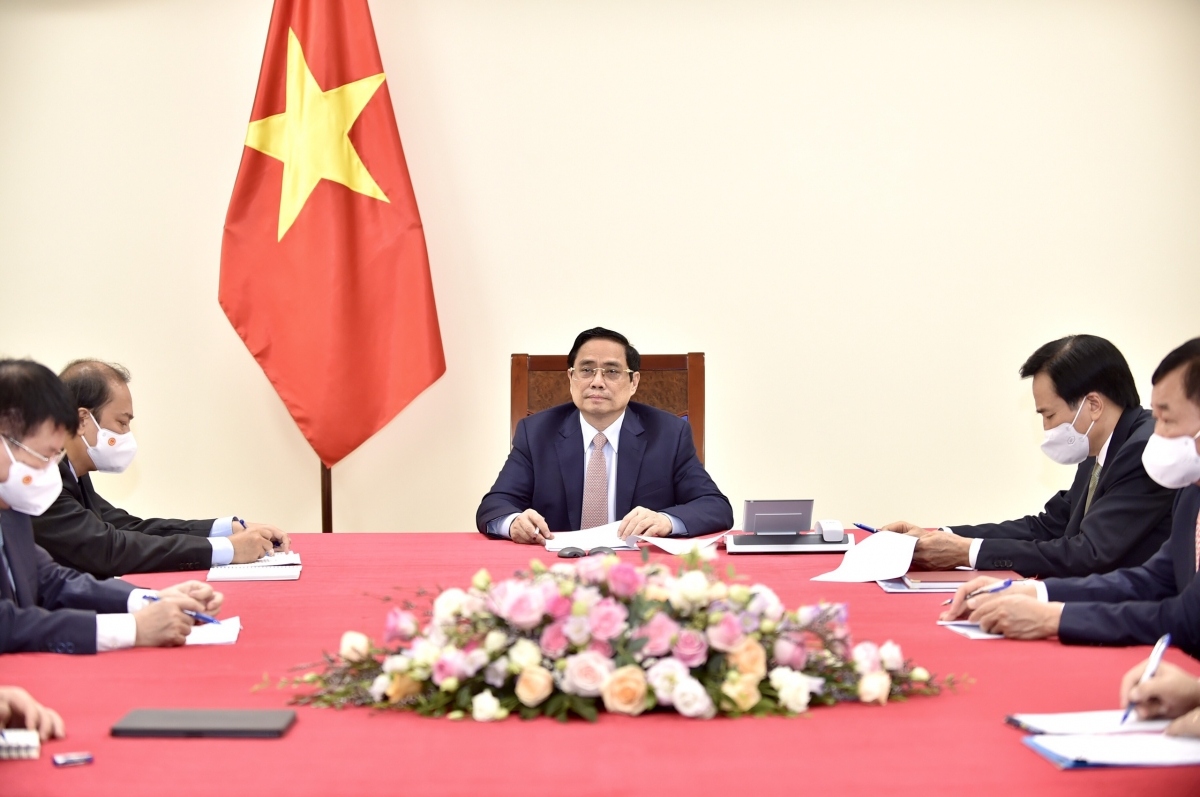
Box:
[954,432,1115,569]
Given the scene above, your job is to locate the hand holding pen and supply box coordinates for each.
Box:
[1120,634,1173,724]
[939,577,1037,621]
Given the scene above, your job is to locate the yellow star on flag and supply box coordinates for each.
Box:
[245,28,390,241]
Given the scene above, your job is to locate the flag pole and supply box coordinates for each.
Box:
[321,464,333,533]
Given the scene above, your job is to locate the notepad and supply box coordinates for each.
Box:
[1024,733,1200,769]
[185,616,242,645]
[0,729,40,760]
[1007,710,1169,735]
[545,522,638,553]
[902,570,1022,590]
[208,551,302,581]
[937,620,1004,640]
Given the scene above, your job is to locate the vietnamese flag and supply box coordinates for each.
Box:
[220,0,444,467]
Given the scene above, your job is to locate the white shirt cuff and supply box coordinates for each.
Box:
[968,538,983,569]
[209,536,234,566]
[96,589,157,652]
[664,513,687,537]
[1032,581,1049,602]
[209,517,235,537]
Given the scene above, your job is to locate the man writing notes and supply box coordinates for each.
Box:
[477,328,733,544]
[941,340,1200,658]
[883,335,1174,577]
[32,359,289,578]
[0,359,220,654]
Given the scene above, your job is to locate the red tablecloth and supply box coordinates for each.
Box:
[2,533,1197,796]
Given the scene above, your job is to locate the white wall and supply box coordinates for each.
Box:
[1,0,1197,533]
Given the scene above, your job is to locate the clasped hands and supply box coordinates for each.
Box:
[508,506,673,545]
[133,580,225,647]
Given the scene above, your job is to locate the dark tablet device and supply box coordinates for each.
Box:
[111,709,296,738]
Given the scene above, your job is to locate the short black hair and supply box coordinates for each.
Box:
[1019,334,1139,408]
[1151,338,1200,405]
[59,359,132,414]
[567,328,641,372]
[0,359,80,440]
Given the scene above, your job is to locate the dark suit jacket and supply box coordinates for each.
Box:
[1,509,136,654]
[31,461,216,578]
[952,407,1175,578]
[1046,485,1200,659]
[476,402,733,537]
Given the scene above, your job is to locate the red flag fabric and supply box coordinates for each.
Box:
[220,0,444,467]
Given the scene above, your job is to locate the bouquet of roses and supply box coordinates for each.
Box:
[292,554,940,721]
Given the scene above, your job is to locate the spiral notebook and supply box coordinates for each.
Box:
[0,729,40,759]
[207,551,302,581]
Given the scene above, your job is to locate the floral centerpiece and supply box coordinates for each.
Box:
[291,553,941,721]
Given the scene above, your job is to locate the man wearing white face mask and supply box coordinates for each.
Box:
[883,335,1175,577]
[940,339,1200,658]
[31,360,289,578]
[1,359,220,655]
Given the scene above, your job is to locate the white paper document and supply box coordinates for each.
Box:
[637,532,728,556]
[811,531,916,582]
[938,620,1004,640]
[545,522,638,553]
[1027,732,1200,768]
[208,551,302,581]
[1010,710,1169,735]
[186,616,242,646]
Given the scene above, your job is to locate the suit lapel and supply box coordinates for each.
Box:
[555,411,585,531]
[1093,407,1140,495]
[0,510,36,607]
[615,408,646,518]
[1064,459,1091,534]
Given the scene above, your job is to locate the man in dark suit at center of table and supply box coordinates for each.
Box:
[943,339,1200,659]
[883,334,1175,578]
[477,328,733,544]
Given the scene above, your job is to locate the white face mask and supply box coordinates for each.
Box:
[1141,429,1200,490]
[0,438,63,516]
[1041,400,1095,466]
[84,411,138,473]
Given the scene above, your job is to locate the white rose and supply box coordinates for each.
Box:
[484,630,508,655]
[463,648,490,677]
[858,670,892,705]
[382,655,410,673]
[410,638,441,668]
[911,666,931,683]
[778,680,812,713]
[471,689,502,722]
[768,666,798,693]
[748,585,784,622]
[852,641,881,674]
[879,641,904,671]
[485,657,509,688]
[508,638,542,671]
[672,676,716,719]
[339,631,371,662]
[433,588,468,624]
[669,571,710,612]
[369,673,391,703]
[645,658,690,706]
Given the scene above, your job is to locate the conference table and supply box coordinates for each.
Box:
[3,533,1197,796]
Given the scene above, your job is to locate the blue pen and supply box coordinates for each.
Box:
[853,523,879,534]
[941,579,1014,606]
[1122,633,1172,724]
[145,595,221,625]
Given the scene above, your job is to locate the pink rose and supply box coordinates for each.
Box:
[705,612,744,652]
[606,562,645,598]
[546,594,573,619]
[500,583,546,631]
[561,650,615,697]
[384,608,419,644]
[432,648,467,686]
[672,628,709,668]
[635,611,680,658]
[575,556,607,584]
[587,638,613,657]
[773,636,807,669]
[539,620,569,658]
[852,642,881,674]
[587,597,629,641]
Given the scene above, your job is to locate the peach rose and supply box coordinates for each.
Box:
[515,666,555,707]
[601,665,648,716]
[857,670,892,706]
[386,673,423,704]
[720,673,762,712]
[339,631,371,662]
[726,637,767,680]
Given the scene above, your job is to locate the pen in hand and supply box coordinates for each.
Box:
[1121,633,1172,724]
[941,579,1014,606]
[145,595,221,625]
